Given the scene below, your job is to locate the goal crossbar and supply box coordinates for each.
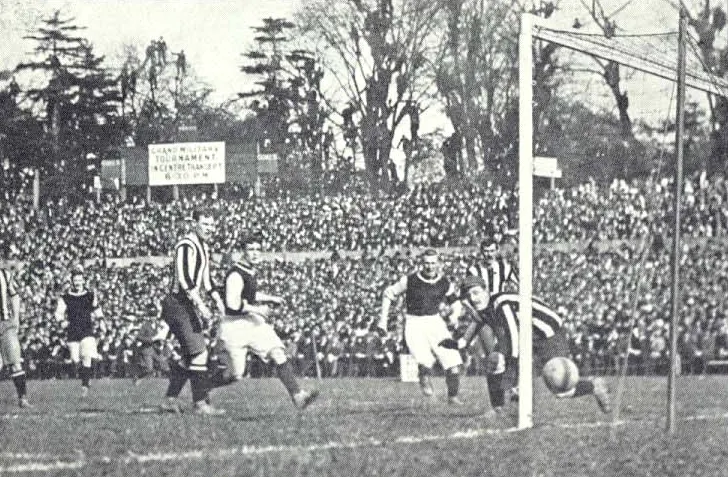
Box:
[530,16,728,97]
[517,13,724,430]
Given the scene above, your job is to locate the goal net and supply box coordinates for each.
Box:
[517,12,728,429]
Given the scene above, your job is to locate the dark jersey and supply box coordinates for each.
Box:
[224,262,257,316]
[62,290,98,341]
[403,272,456,316]
[472,292,564,359]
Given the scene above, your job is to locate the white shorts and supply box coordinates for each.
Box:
[219,317,285,379]
[68,337,98,365]
[404,314,462,370]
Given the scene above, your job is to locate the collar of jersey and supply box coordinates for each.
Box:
[67,289,88,296]
[416,272,442,284]
[234,261,255,275]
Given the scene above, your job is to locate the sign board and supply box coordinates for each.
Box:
[258,152,279,174]
[148,141,226,186]
[533,156,562,178]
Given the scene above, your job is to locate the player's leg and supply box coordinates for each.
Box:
[67,340,82,384]
[211,320,248,386]
[427,315,464,404]
[133,344,155,384]
[253,324,318,409]
[78,336,97,395]
[162,297,193,413]
[404,317,437,397]
[1,327,30,407]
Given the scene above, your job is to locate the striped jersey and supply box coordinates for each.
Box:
[0,269,18,322]
[467,257,518,293]
[171,231,213,297]
[472,292,563,358]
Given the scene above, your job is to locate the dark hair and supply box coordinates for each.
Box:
[240,232,263,249]
[191,207,216,221]
[421,248,438,258]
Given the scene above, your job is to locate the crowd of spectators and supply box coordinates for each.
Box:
[4,172,728,379]
[4,172,728,263]
[7,240,728,380]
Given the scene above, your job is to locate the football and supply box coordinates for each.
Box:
[542,357,580,394]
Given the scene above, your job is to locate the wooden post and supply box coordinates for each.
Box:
[518,12,534,430]
[667,7,687,435]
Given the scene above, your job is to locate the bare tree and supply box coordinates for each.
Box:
[298,0,443,185]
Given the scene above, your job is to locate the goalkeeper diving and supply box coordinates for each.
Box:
[441,276,611,417]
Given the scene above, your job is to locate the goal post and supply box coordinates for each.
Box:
[517,11,728,430]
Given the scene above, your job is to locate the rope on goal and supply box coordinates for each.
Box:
[610,29,728,438]
[609,68,677,441]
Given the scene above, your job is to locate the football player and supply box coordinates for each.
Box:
[55,268,105,398]
[443,276,611,417]
[378,249,464,404]
[215,234,319,409]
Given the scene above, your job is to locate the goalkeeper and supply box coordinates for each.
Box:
[442,276,611,417]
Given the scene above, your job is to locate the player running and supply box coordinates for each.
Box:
[216,234,319,409]
[55,268,105,398]
[378,249,463,404]
[445,276,611,417]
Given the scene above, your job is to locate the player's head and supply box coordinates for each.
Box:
[480,237,500,260]
[460,275,490,311]
[419,249,441,279]
[70,270,85,292]
[192,208,216,241]
[241,233,263,266]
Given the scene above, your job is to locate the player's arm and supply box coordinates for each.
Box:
[8,273,20,327]
[439,281,463,325]
[378,275,407,332]
[256,291,285,306]
[54,295,67,321]
[91,292,104,319]
[225,272,269,319]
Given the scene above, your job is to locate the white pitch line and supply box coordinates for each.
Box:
[5,411,728,473]
[0,461,85,473]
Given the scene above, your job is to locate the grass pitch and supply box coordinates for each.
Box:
[2,375,728,476]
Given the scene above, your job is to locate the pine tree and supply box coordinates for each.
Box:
[16,10,122,197]
[240,18,327,177]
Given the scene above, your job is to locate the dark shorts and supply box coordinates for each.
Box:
[535,330,571,369]
[161,295,206,357]
[500,330,571,375]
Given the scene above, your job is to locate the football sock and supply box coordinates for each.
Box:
[276,361,301,397]
[487,373,505,408]
[573,379,595,398]
[165,361,189,398]
[445,369,460,398]
[418,365,432,378]
[190,370,210,404]
[80,366,92,388]
[11,371,27,399]
[209,365,236,388]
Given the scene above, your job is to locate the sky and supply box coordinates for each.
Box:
[0,0,302,103]
[0,0,714,138]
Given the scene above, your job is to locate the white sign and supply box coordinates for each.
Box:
[148,142,225,185]
[533,156,562,178]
